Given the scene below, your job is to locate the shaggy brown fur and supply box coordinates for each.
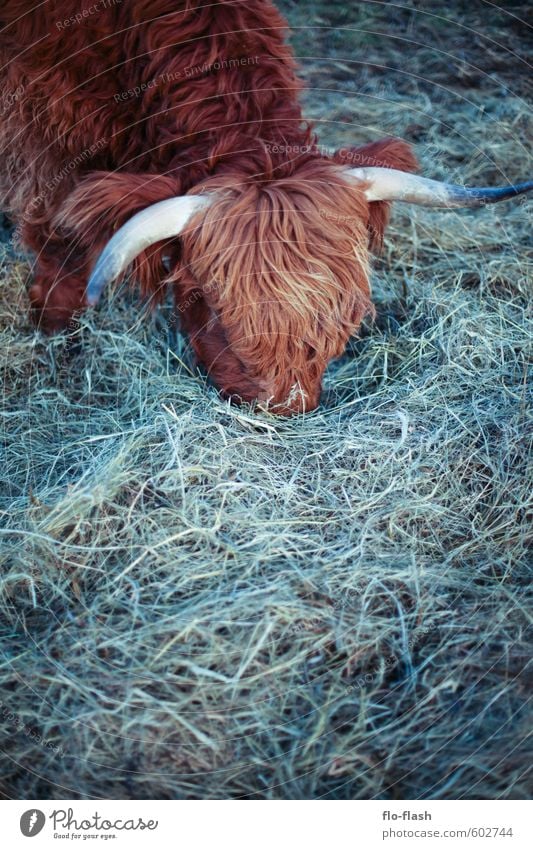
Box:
[0,0,417,412]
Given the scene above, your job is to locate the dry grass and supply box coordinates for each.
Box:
[0,0,531,799]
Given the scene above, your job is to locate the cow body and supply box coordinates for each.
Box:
[0,1,418,412]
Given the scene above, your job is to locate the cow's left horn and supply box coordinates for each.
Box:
[346,167,533,208]
[86,194,212,305]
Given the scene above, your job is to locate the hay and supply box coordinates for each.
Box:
[0,0,531,799]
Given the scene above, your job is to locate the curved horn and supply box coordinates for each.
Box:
[86,194,212,306]
[347,167,533,208]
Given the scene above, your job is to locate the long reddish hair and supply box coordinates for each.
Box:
[0,1,417,410]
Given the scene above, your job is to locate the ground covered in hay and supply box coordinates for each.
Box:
[0,0,531,799]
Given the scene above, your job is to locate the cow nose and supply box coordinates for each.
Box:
[259,380,321,415]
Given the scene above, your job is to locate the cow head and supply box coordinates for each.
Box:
[174,159,376,414]
[87,146,532,415]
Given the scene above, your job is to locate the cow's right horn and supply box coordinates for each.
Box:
[86,194,212,305]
